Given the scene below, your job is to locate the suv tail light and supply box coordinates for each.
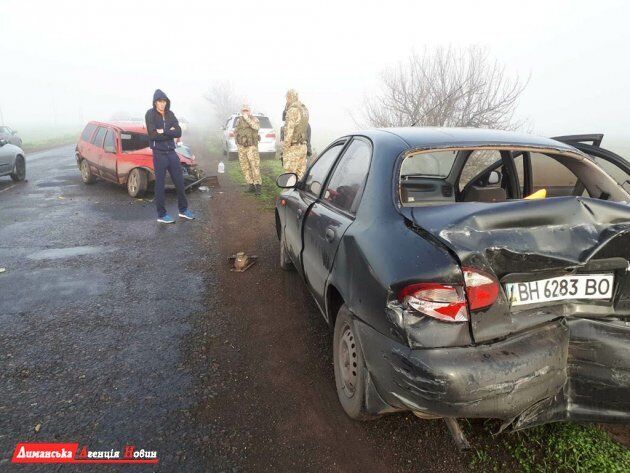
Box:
[265,132,276,139]
[397,268,499,323]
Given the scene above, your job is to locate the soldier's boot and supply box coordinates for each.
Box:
[254,184,261,196]
[245,184,255,193]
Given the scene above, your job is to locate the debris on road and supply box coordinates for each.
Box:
[34,423,41,433]
[229,252,257,272]
[199,186,210,192]
[0,267,5,274]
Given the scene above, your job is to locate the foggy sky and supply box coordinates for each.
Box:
[1,0,629,144]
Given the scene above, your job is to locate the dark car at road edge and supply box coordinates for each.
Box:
[275,127,630,444]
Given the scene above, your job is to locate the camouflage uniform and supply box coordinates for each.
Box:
[235,113,262,189]
[283,89,309,179]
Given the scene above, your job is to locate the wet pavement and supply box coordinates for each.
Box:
[0,145,215,471]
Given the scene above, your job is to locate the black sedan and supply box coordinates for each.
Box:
[275,128,630,440]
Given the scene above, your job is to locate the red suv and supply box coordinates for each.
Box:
[76,121,204,197]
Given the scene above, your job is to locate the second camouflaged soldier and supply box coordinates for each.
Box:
[235,104,262,195]
[282,89,309,179]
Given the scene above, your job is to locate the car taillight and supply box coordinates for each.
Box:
[462,267,499,310]
[265,132,276,139]
[398,269,499,323]
[397,283,468,322]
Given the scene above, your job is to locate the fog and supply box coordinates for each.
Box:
[1,0,629,148]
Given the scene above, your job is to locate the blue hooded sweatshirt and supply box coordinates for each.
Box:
[145,89,182,152]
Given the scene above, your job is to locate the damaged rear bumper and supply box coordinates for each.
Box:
[355,317,630,428]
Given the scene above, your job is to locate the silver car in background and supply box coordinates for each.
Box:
[0,126,23,147]
[221,113,277,160]
[0,138,26,182]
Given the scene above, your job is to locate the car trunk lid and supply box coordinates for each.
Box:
[408,196,630,343]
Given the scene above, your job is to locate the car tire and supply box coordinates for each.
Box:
[228,151,238,161]
[127,168,148,198]
[10,155,26,182]
[279,230,294,271]
[333,305,371,420]
[80,159,96,184]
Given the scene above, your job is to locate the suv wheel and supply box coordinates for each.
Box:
[333,305,371,420]
[80,159,96,184]
[10,155,26,182]
[127,168,148,198]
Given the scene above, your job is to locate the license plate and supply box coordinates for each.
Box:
[505,274,614,306]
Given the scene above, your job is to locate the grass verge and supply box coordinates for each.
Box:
[468,421,630,472]
[20,130,79,153]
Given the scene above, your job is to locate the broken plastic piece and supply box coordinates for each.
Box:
[524,188,547,199]
[229,252,258,272]
[443,418,471,450]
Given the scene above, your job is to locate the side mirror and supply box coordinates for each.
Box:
[0,139,7,147]
[276,172,298,188]
[488,171,501,185]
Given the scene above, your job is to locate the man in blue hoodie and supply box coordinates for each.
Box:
[145,89,195,223]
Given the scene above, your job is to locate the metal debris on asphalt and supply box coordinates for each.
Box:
[229,252,258,272]
[0,267,5,273]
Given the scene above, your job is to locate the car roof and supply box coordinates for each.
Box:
[88,121,147,134]
[355,127,578,152]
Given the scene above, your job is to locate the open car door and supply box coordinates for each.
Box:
[553,134,630,193]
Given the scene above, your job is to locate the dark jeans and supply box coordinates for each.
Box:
[153,150,188,218]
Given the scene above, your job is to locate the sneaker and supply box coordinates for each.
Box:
[179,209,195,220]
[157,214,175,224]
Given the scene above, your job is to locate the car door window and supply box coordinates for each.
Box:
[530,152,581,197]
[91,127,107,148]
[303,142,345,196]
[459,150,502,191]
[103,130,116,153]
[322,139,372,213]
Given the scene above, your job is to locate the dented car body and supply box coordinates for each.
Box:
[275,128,630,430]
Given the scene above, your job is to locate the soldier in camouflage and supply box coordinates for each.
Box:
[234,104,262,195]
[282,89,309,179]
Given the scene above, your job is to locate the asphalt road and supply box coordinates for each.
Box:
[0,142,471,472]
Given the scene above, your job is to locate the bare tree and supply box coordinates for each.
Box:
[204,82,240,124]
[359,46,527,130]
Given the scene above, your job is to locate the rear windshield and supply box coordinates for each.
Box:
[121,132,150,152]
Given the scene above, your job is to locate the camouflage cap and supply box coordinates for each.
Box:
[286,89,298,103]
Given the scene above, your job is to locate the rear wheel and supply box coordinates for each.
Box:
[127,168,148,198]
[333,305,370,420]
[279,230,294,271]
[10,155,26,182]
[80,159,96,184]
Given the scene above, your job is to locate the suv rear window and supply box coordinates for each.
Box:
[121,132,150,152]
[81,124,97,141]
[231,116,272,129]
